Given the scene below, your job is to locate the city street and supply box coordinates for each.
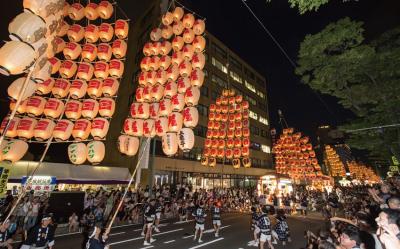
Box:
[40,212,325,249]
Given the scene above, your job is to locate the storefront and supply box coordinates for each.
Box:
[258,175,293,197]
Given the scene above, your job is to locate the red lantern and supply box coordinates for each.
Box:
[209,104,216,113]
[43,98,64,119]
[190,69,204,87]
[242,138,250,147]
[159,55,171,70]
[242,147,249,157]
[94,61,109,79]
[87,79,102,98]
[225,149,233,159]
[65,100,82,120]
[81,99,99,119]
[97,43,112,61]
[85,24,99,43]
[242,128,250,137]
[17,117,37,139]
[143,43,152,57]
[233,148,241,159]
[81,43,97,62]
[114,19,129,39]
[172,51,183,66]
[112,39,127,58]
[191,53,205,70]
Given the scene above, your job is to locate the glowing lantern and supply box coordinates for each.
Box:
[143,119,156,138]
[94,61,109,79]
[150,42,161,56]
[172,51,183,66]
[7,77,36,101]
[140,56,150,71]
[87,79,102,98]
[16,117,37,139]
[182,44,194,60]
[201,156,208,166]
[173,21,184,36]
[101,78,119,97]
[178,128,194,152]
[123,118,134,135]
[168,112,183,133]
[209,157,217,167]
[136,103,150,119]
[177,76,190,94]
[193,36,206,52]
[65,100,82,120]
[138,72,146,87]
[135,87,144,103]
[160,41,172,56]
[43,98,64,119]
[243,127,250,137]
[149,103,160,119]
[0,117,20,138]
[243,109,249,119]
[190,68,204,87]
[91,118,109,139]
[68,3,84,20]
[68,143,87,165]
[77,62,94,81]
[179,59,192,77]
[33,119,55,141]
[149,56,160,71]
[69,80,87,99]
[171,93,185,112]
[183,28,195,44]
[59,60,77,79]
[57,20,69,37]
[162,132,178,156]
[72,119,91,140]
[243,158,251,168]
[84,2,98,20]
[0,41,36,76]
[159,99,172,117]
[172,7,184,21]
[85,24,99,43]
[67,24,84,42]
[96,43,112,62]
[26,96,46,117]
[1,140,29,163]
[161,25,173,39]
[242,137,250,147]
[184,86,200,106]
[23,0,60,18]
[114,19,129,39]
[9,12,46,44]
[164,80,178,99]
[155,117,168,137]
[142,86,151,102]
[125,136,139,156]
[162,11,174,25]
[143,43,152,57]
[172,36,184,51]
[112,39,127,58]
[191,53,205,70]
[53,119,73,141]
[97,1,114,19]
[63,42,81,60]
[155,69,167,86]
[98,98,115,117]
[109,59,124,78]
[9,100,27,115]
[49,57,61,74]
[81,44,97,62]
[81,99,99,119]
[209,104,216,113]
[87,141,105,164]
[182,13,195,29]
[151,84,164,102]
[98,23,114,42]
[150,28,162,41]
[241,101,249,110]
[160,55,171,70]
[117,134,129,154]
[193,19,205,35]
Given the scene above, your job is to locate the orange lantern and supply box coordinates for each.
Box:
[85,24,99,43]
[101,77,119,97]
[63,42,82,60]
[193,36,206,52]
[49,57,61,74]
[172,36,184,51]
[65,100,82,120]
[149,56,160,71]
[97,43,112,62]
[173,21,184,36]
[193,19,205,35]
[81,99,99,119]
[136,103,150,119]
[53,119,74,141]
[72,119,91,141]
[87,79,103,98]
[143,119,156,138]
[33,119,55,141]
[16,117,37,140]
[159,55,171,70]
[191,53,205,70]
[149,103,159,119]
[160,41,172,56]
[164,80,178,99]
[112,39,127,58]
[142,86,151,102]
[81,43,97,62]
[68,3,85,21]
[77,62,94,81]
[182,107,198,128]
[98,98,115,117]
[108,59,124,78]
[161,24,173,40]
[0,117,20,138]
[85,2,98,20]
[36,78,54,95]
[97,1,114,19]
[182,44,194,60]
[69,79,87,99]
[98,23,114,42]
[43,98,64,119]
[172,51,183,66]
[184,86,200,106]
[171,93,185,112]
[162,12,174,25]
[150,28,162,41]
[150,42,161,56]
[172,7,184,21]
[91,118,109,139]
[94,61,109,79]
[67,24,84,42]
[190,68,204,87]
[183,28,195,44]
[59,60,77,79]
[114,19,129,39]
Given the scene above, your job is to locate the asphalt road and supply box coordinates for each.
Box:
[18,212,325,249]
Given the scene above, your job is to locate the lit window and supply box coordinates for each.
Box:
[261,145,271,153]
[211,74,227,88]
[244,95,257,106]
[229,71,243,84]
[211,57,227,74]
[256,90,265,99]
[259,116,269,126]
[245,80,256,93]
[249,111,258,120]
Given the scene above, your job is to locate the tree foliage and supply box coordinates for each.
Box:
[266,0,357,14]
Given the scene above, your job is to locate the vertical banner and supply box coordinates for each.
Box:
[0,162,12,198]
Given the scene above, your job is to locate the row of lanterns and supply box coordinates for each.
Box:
[347,161,380,182]
[63,21,129,43]
[324,145,346,177]
[68,141,105,165]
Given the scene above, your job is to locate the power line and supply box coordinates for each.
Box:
[346,124,400,133]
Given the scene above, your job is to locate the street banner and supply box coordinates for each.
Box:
[0,162,12,198]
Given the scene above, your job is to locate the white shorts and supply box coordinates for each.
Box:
[156,213,161,219]
[260,233,272,242]
[212,220,221,226]
[195,223,205,231]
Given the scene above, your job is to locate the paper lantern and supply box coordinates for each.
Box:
[26,96,46,117]
[210,148,217,157]
[23,0,60,18]
[138,72,146,87]
[77,62,94,81]
[162,132,178,156]
[242,137,250,147]
[130,119,144,137]
[242,109,249,119]
[164,80,178,99]
[142,86,151,102]
[59,60,77,79]
[184,86,200,106]
[155,117,168,137]
[68,3,84,20]
[63,42,81,60]
[160,55,171,70]
[182,13,195,29]
[115,19,129,39]
[149,103,159,119]
[91,118,109,139]
[204,139,212,148]
[242,147,249,157]
[16,117,37,139]
[190,53,205,70]
[224,149,233,159]
[48,57,61,75]
[171,93,185,112]
[243,158,251,168]
[65,100,82,120]
[43,98,64,119]
[9,12,46,44]
[190,69,204,87]
[162,11,174,25]
[33,119,55,141]
[183,107,198,128]
[155,69,167,86]
[53,119,73,141]
[178,128,194,152]
[172,7,184,22]
[123,118,133,135]
[117,134,129,154]
[209,157,217,167]
[68,143,87,165]
[168,112,183,133]
[81,99,99,119]
[9,100,27,115]
[135,87,144,103]
[109,59,124,78]
[96,43,112,62]
[67,24,84,42]
[172,51,183,66]
[98,23,114,42]
[209,104,216,113]
[1,140,28,163]
[201,156,208,166]
[101,77,119,97]
[143,119,156,138]
[57,20,69,37]
[235,95,243,103]
[193,36,206,53]
[0,117,20,138]
[72,119,91,140]
[69,80,87,99]
[206,130,213,139]
[233,148,242,159]
[143,43,152,57]
[177,76,190,94]
[193,19,205,35]
[151,84,164,102]
[243,127,250,137]
[85,24,99,43]
[140,56,150,72]
[179,59,192,77]
[7,77,36,101]
[94,61,109,79]
[161,24,173,39]
[112,39,127,58]
[172,36,184,51]
[86,79,102,98]
[182,45,194,60]
[0,41,36,76]
[97,1,114,19]
[80,44,97,62]
[160,41,172,56]
[149,56,160,71]
[85,2,98,20]
[87,141,105,164]
[183,28,195,44]
[241,101,249,110]
[98,98,115,117]
[173,21,184,36]
[150,42,161,56]
[159,99,171,117]
[150,28,162,41]
[136,102,150,120]
[125,136,139,156]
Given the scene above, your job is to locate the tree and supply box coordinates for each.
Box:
[266,0,357,14]
[296,17,400,163]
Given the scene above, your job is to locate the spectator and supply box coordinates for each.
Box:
[339,225,362,249]
[69,212,79,233]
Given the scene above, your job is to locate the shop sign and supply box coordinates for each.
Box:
[21,176,57,192]
[0,162,12,198]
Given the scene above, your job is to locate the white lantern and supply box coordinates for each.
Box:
[97,1,114,19]
[151,84,164,102]
[163,80,177,99]
[117,134,129,154]
[143,119,156,138]
[112,39,127,58]
[159,98,172,117]
[9,12,46,44]
[166,64,179,81]
[160,41,172,56]
[125,136,139,156]
[63,42,82,60]
[150,42,161,56]
[183,106,199,128]
[172,36,184,51]
[193,36,206,52]
[26,96,46,117]
[162,12,174,25]
[85,3,98,20]
[143,43,152,57]
[148,56,160,71]
[72,119,91,140]
[129,102,139,118]
[1,139,29,163]
[178,128,195,152]
[77,62,94,81]
[9,100,27,115]
[162,132,178,156]
[171,51,183,66]
[193,19,205,35]
[87,141,105,164]
[182,44,194,60]
[126,118,144,137]
[0,41,36,76]
[168,112,183,133]
[109,59,124,78]
[69,79,87,99]
[192,53,205,70]
[138,72,146,87]
[140,56,151,71]
[52,78,70,98]
[155,117,168,137]
[190,68,204,87]
[81,43,97,62]
[143,85,151,101]
[115,19,129,39]
[172,21,184,36]
[179,59,192,77]
[17,117,37,139]
[161,25,173,40]
[85,24,99,43]
[135,87,144,103]
[54,37,65,54]
[7,77,36,101]
[98,98,115,117]
[183,13,195,28]
[98,23,114,42]
[91,118,109,139]
[149,102,159,119]
[183,28,195,44]
[57,20,69,37]
[136,103,149,119]
[97,43,112,62]
[150,28,162,41]
[67,24,84,42]
[101,77,119,97]
[31,58,51,83]
[185,86,200,106]
[68,142,87,165]
[159,55,171,70]
[23,0,58,19]
[43,98,64,119]
[33,119,55,141]
[59,60,77,79]
[53,119,73,141]
[145,71,156,86]
[94,61,109,79]
[0,117,20,138]
[171,93,185,112]
[68,3,85,21]
[48,57,61,74]
[81,99,99,119]
[177,76,190,94]
[65,100,82,120]
[155,69,167,86]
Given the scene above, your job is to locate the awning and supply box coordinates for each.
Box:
[8,161,132,184]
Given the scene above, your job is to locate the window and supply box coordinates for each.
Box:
[194,125,207,138]
[201,86,208,97]
[244,95,256,106]
[229,57,242,70]
[256,90,266,100]
[250,142,261,151]
[259,116,269,126]
[257,101,266,110]
[245,80,256,93]
[211,74,227,88]
[229,71,242,84]
[211,90,219,100]
[249,110,258,120]
[261,145,271,153]
[261,129,268,138]
[183,147,202,161]
[256,77,265,86]
[250,125,259,136]
[211,57,228,74]
[197,104,208,117]
[244,68,255,80]
[213,44,227,59]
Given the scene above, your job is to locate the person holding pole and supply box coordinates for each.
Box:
[85,223,110,249]
[143,199,156,246]
[20,214,55,249]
